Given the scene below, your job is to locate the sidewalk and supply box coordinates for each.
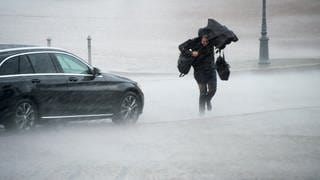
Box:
[231,58,320,72]
[110,58,320,76]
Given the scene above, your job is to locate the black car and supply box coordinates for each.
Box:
[0,45,144,130]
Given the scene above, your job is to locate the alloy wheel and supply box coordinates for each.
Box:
[119,95,140,123]
[15,102,36,130]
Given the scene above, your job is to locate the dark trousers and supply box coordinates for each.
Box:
[195,70,217,113]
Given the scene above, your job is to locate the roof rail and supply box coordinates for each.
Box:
[0,45,66,53]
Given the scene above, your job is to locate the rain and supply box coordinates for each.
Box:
[0,0,320,179]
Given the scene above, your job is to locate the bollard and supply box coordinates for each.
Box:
[87,36,92,65]
[46,38,52,47]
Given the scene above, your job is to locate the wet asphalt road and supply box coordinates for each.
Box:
[1,68,320,180]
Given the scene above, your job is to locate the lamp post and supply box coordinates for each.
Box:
[259,0,270,64]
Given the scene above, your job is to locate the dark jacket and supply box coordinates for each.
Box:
[179,38,216,83]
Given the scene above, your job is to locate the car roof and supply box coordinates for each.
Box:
[0,44,68,63]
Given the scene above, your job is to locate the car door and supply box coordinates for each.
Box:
[0,56,24,118]
[23,53,69,117]
[52,53,114,115]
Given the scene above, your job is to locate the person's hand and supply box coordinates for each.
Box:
[192,51,199,57]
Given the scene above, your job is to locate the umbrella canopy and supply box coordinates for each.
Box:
[198,19,238,50]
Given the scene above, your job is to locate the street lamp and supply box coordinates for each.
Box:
[259,0,270,64]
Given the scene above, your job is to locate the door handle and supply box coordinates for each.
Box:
[69,77,78,82]
[31,79,41,84]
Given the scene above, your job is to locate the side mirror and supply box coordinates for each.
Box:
[92,67,101,77]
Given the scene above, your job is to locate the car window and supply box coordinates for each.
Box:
[28,53,57,73]
[19,55,34,74]
[55,53,90,74]
[0,56,19,75]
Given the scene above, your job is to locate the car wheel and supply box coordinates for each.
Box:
[4,99,38,131]
[112,92,141,124]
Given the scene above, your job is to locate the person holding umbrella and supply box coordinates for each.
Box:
[179,34,216,115]
[178,19,238,115]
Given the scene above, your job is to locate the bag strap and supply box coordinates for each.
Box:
[222,50,231,68]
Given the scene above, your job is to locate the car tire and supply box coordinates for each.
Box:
[3,99,38,131]
[112,91,141,125]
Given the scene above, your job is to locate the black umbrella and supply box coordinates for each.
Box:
[198,19,238,50]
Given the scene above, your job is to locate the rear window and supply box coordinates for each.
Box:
[0,56,19,75]
[27,53,57,73]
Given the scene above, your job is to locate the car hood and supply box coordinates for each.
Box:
[101,73,136,84]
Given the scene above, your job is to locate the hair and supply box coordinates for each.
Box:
[201,34,209,39]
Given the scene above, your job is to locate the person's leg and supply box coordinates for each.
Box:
[206,72,217,111]
[197,83,208,115]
